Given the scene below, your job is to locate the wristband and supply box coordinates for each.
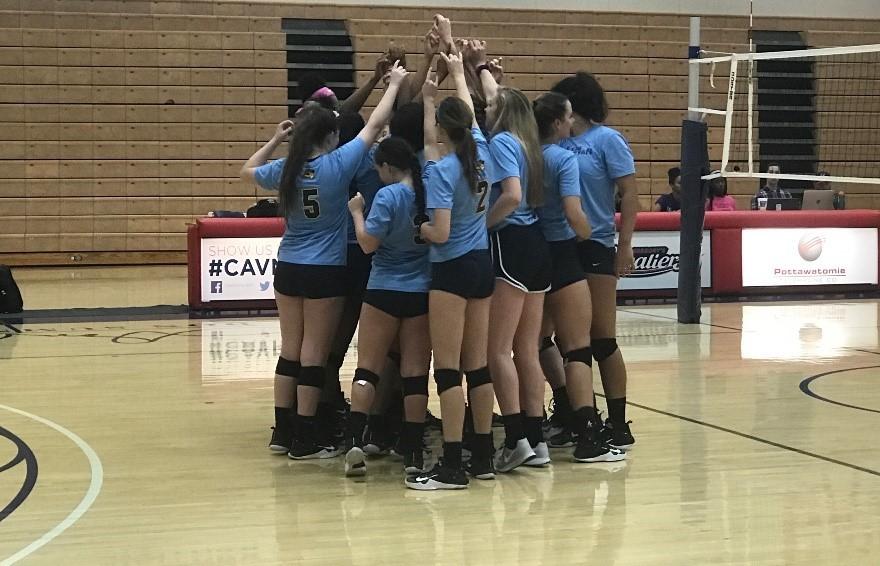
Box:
[476,63,491,75]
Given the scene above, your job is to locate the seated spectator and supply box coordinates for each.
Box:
[654,166,681,212]
[756,163,792,199]
[705,173,736,211]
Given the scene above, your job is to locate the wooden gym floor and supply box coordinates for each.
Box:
[1,268,879,565]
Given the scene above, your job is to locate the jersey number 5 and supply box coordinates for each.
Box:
[475,180,489,213]
[302,188,320,219]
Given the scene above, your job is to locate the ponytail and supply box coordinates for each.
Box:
[279,106,338,218]
[410,153,427,220]
[437,97,480,194]
[449,126,479,194]
[374,136,428,225]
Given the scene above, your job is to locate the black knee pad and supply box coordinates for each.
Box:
[434,368,461,395]
[353,368,380,387]
[540,335,557,352]
[298,365,326,388]
[592,338,618,362]
[564,346,593,367]
[402,375,429,397]
[276,357,301,378]
[326,352,345,373]
[465,367,492,391]
[387,351,401,367]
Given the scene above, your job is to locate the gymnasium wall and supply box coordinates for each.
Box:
[1,0,879,266]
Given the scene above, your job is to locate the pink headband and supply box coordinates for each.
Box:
[309,86,336,100]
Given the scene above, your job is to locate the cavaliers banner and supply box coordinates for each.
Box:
[200,237,281,302]
[616,231,712,291]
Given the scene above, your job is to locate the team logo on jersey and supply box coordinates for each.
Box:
[303,169,316,180]
[797,233,824,262]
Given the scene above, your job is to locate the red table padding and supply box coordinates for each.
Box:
[196,217,284,238]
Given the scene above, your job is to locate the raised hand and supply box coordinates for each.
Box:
[387,60,408,87]
[424,29,440,57]
[373,53,391,80]
[488,57,504,83]
[469,39,488,66]
[273,120,294,141]
[433,14,452,44]
[440,51,464,77]
[422,70,439,100]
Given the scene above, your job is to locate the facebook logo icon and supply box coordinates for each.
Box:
[210,281,223,294]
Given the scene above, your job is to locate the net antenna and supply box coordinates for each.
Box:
[689,9,880,189]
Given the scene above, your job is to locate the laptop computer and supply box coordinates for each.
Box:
[801,190,835,210]
[765,198,800,211]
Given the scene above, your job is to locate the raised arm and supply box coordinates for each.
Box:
[240,120,293,184]
[471,40,499,103]
[340,54,388,115]
[357,62,408,146]
[422,72,442,162]
[440,52,478,129]
[401,30,440,105]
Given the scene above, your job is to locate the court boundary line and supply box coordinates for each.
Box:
[597,394,880,477]
[850,348,880,357]
[798,366,880,415]
[0,405,104,566]
[619,308,744,332]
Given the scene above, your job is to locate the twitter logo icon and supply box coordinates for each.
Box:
[259,281,271,292]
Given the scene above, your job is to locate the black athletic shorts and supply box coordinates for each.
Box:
[547,238,586,294]
[274,261,348,299]
[490,223,552,293]
[430,249,494,300]
[345,243,373,298]
[577,239,616,276]
[363,289,429,319]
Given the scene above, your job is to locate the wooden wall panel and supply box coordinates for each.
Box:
[0,1,877,265]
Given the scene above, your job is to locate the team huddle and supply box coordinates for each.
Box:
[241,15,639,491]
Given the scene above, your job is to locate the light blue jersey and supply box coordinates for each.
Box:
[425,127,493,263]
[253,137,367,265]
[348,148,427,245]
[364,182,431,293]
[559,125,635,248]
[537,144,581,242]
[488,131,538,230]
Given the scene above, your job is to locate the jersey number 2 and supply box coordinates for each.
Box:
[475,180,489,213]
[302,188,320,219]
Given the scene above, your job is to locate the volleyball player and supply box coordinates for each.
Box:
[241,62,408,459]
[552,72,638,451]
[406,52,495,490]
[318,111,384,450]
[471,42,551,472]
[344,137,432,477]
[532,92,626,462]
